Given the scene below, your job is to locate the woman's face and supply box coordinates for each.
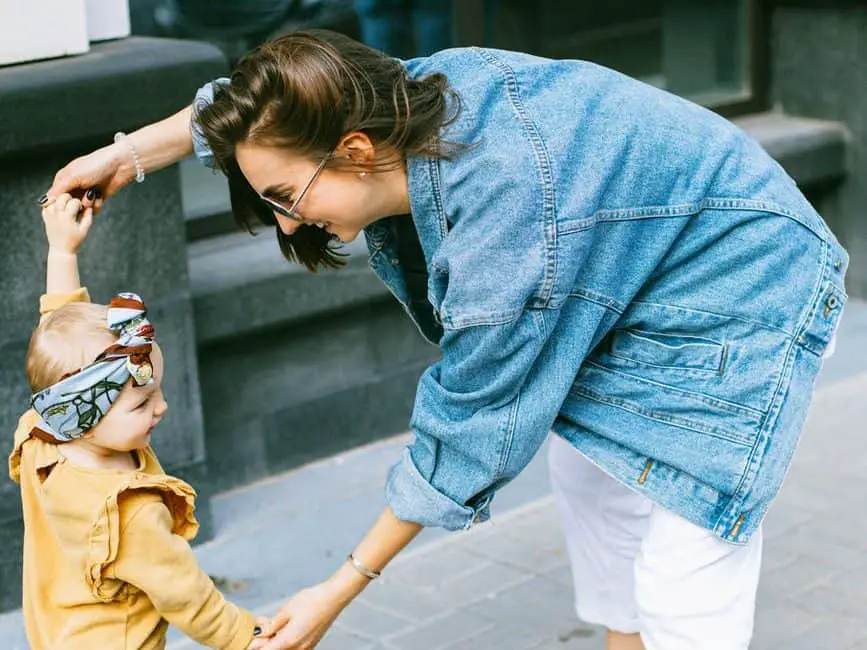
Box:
[236,139,385,244]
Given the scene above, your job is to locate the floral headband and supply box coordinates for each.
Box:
[30,293,156,443]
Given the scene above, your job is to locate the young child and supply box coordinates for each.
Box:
[10,194,267,649]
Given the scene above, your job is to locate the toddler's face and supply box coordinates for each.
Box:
[88,344,168,452]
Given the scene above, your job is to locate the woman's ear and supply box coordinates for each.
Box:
[335,131,376,165]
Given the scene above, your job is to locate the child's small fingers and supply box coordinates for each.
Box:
[49,193,71,213]
[64,198,83,216]
[79,208,94,231]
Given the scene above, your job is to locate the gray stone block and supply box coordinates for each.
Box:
[317,626,376,650]
[195,291,438,492]
[358,580,453,625]
[386,608,491,650]
[0,37,227,160]
[337,600,414,641]
[0,519,24,613]
[773,7,867,299]
[462,529,568,575]
[0,36,222,613]
[0,164,208,470]
[440,624,551,650]
[258,363,430,485]
[189,231,394,344]
[463,575,578,633]
[734,112,849,187]
[386,547,489,592]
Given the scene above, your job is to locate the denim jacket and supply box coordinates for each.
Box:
[192,48,848,544]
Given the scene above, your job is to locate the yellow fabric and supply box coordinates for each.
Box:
[39,287,90,315]
[11,289,256,650]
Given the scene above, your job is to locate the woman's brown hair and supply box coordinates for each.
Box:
[194,29,463,271]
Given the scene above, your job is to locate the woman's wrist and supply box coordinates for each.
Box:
[325,559,376,607]
[130,105,194,174]
[108,141,139,186]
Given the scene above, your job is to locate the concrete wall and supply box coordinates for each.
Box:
[0,37,226,611]
[772,2,867,299]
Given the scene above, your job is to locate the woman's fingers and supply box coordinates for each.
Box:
[266,606,292,636]
[80,187,103,209]
[261,623,304,650]
[48,166,85,201]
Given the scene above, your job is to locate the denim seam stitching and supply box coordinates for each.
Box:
[628,299,796,337]
[475,48,557,304]
[718,240,830,536]
[441,307,524,330]
[496,310,546,478]
[583,361,764,418]
[427,158,449,240]
[569,383,754,446]
[567,288,628,314]
[557,196,830,239]
[607,350,724,376]
[496,390,521,478]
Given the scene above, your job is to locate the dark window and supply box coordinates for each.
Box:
[455,0,767,116]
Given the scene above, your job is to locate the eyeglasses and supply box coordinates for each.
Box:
[258,152,332,223]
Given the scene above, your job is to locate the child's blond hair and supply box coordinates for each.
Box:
[26,303,117,393]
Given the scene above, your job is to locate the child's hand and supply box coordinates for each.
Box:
[42,193,93,255]
[247,617,274,650]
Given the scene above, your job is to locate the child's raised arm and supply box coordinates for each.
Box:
[41,194,92,295]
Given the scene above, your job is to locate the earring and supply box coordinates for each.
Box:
[358,172,367,178]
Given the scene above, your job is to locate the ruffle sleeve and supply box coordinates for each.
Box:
[86,474,199,602]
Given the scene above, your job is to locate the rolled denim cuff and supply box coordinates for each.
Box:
[385,447,491,531]
[190,77,231,170]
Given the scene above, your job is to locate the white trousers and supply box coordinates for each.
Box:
[548,436,763,650]
[548,333,838,648]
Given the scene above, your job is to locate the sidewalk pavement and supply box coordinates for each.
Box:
[1,300,866,650]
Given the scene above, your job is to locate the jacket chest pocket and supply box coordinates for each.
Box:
[608,329,727,375]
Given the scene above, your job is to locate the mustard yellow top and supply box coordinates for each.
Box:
[10,289,256,650]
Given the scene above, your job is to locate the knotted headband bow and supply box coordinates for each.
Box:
[30,293,156,443]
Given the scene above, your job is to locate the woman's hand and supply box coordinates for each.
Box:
[256,582,349,650]
[245,617,274,650]
[42,104,197,215]
[44,142,134,215]
[252,507,423,649]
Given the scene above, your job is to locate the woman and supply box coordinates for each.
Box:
[46,30,847,650]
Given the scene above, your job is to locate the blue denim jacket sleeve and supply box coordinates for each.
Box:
[386,305,581,530]
[190,77,231,170]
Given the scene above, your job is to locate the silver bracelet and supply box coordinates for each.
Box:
[114,131,146,183]
[347,553,381,580]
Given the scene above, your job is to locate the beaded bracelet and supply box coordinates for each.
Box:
[114,131,146,183]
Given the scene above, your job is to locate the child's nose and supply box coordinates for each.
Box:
[154,395,168,417]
